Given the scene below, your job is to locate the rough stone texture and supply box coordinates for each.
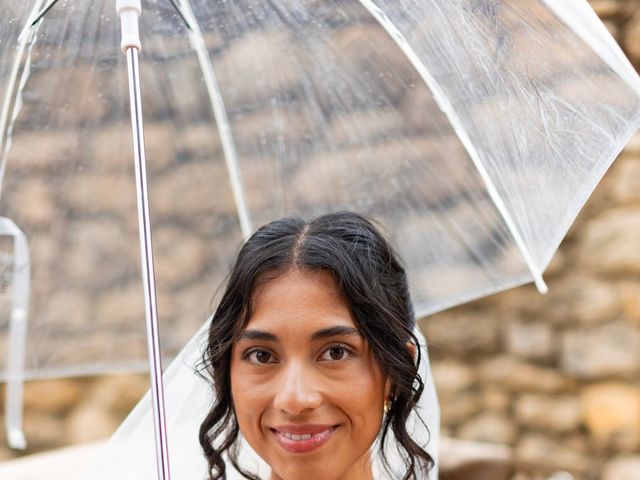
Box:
[578,208,640,275]
[457,413,517,445]
[66,402,120,444]
[514,394,582,433]
[480,388,510,413]
[22,380,84,414]
[625,9,640,64]
[21,413,68,450]
[608,157,640,204]
[431,360,475,396]
[560,322,640,379]
[515,433,593,475]
[619,281,640,327]
[581,382,640,451]
[603,455,640,480]
[542,276,621,325]
[478,356,571,393]
[504,322,554,360]
[420,311,499,356]
[590,0,624,18]
[439,391,482,426]
[8,179,58,228]
[88,375,149,414]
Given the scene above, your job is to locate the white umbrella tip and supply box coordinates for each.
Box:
[8,428,27,450]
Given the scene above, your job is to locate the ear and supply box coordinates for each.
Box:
[406,340,417,362]
[385,342,417,398]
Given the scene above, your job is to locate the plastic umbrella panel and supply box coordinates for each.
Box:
[0,0,638,383]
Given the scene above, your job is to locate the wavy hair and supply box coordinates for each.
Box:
[199,211,434,479]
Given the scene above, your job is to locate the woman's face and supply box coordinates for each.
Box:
[230,268,387,480]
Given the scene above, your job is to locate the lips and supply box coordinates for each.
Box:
[270,425,339,453]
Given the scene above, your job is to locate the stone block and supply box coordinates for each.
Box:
[504,322,554,360]
[22,412,67,450]
[589,0,623,18]
[457,413,517,445]
[152,226,206,288]
[150,161,237,218]
[581,382,640,450]
[420,311,499,356]
[66,402,120,444]
[39,291,93,332]
[440,391,482,426]
[479,356,571,393]
[88,125,134,172]
[514,394,581,433]
[515,433,592,474]
[432,360,475,396]
[480,387,510,413]
[619,281,640,327]
[608,157,640,204]
[23,379,85,413]
[578,208,640,275]
[89,374,148,415]
[7,178,58,228]
[214,30,300,111]
[542,276,621,325]
[7,130,79,172]
[64,219,139,290]
[94,284,145,330]
[63,173,135,215]
[603,455,640,480]
[624,10,640,65]
[560,322,640,379]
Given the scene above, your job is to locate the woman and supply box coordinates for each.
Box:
[83,212,439,480]
[199,212,436,480]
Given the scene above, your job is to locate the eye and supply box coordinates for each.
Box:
[319,345,352,362]
[244,348,277,364]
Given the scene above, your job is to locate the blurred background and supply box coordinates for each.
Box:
[0,1,639,479]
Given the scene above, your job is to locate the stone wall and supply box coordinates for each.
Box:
[1,2,640,480]
[422,3,640,479]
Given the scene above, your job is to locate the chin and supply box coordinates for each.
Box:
[269,463,348,480]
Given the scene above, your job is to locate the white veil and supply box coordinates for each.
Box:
[83,322,439,480]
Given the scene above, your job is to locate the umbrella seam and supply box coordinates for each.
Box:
[356,0,547,293]
[177,0,253,240]
[0,0,46,200]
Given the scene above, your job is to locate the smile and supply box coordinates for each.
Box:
[270,425,338,453]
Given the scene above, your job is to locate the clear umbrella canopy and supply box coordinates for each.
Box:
[1,0,639,384]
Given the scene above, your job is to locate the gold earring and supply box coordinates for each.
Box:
[384,398,391,414]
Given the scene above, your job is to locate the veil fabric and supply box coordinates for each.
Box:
[83,322,439,479]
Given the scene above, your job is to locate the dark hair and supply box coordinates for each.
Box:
[199,211,434,479]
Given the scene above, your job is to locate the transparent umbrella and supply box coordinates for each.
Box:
[0,0,639,477]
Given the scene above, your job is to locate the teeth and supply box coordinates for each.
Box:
[281,432,313,441]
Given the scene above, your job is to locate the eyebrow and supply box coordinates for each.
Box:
[311,326,361,340]
[237,325,362,342]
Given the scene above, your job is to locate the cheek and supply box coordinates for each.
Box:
[331,358,386,435]
[230,360,268,430]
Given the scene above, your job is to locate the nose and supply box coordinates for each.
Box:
[273,361,322,415]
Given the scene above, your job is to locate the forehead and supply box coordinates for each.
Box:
[246,268,356,333]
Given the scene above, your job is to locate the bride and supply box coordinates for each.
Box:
[84,212,439,480]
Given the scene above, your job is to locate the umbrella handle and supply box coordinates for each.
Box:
[0,218,30,450]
